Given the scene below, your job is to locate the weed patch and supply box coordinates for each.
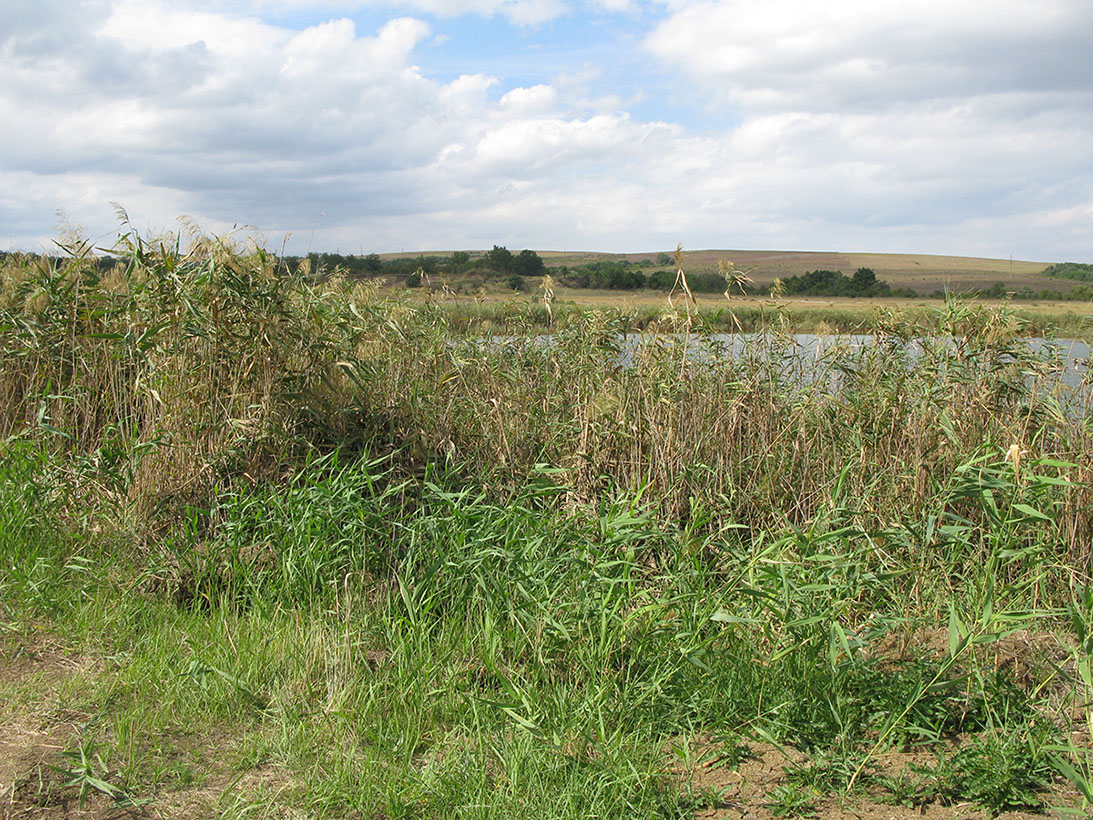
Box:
[1,229,1090,818]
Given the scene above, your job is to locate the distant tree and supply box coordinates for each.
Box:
[583,262,646,290]
[656,253,672,266]
[362,253,383,273]
[506,274,526,292]
[409,255,434,275]
[782,269,844,296]
[1042,262,1093,282]
[647,269,675,290]
[485,245,515,272]
[686,272,727,293]
[852,267,877,292]
[567,269,591,288]
[779,268,906,298]
[513,249,545,276]
[406,271,422,288]
[450,250,471,273]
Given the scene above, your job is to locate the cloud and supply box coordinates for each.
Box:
[403,0,568,25]
[631,0,1093,257]
[1,0,1090,260]
[644,0,1093,110]
[177,0,572,26]
[177,0,647,26]
[499,84,558,114]
[0,0,675,252]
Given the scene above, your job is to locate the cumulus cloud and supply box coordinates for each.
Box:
[176,0,648,25]
[174,0,571,26]
[399,0,568,25]
[1,0,1091,259]
[645,0,1093,109]
[0,0,670,252]
[637,0,1093,257]
[500,84,558,114]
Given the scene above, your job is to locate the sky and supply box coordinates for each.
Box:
[1,0,1091,260]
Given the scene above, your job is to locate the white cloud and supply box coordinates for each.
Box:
[465,115,633,174]
[1,0,1091,260]
[175,0,648,26]
[100,0,284,54]
[499,84,558,114]
[181,0,571,26]
[644,0,1093,110]
[628,0,1093,257]
[413,0,568,25]
[0,0,675,252]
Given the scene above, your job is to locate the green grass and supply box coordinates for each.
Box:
[3,446,1089,817]
[1,227,1091,817]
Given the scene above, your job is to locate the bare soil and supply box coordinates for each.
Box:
[3,630,1085,820]
[677,739,1079,820]
[0,632,283,820]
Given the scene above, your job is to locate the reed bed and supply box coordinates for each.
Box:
[3,230,1088,562]
[2,228,1093,818]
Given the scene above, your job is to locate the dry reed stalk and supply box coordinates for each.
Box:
[667,243,696,316]
[2,226,1090,572]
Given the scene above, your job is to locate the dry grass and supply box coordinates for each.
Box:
[1,228,1090,555]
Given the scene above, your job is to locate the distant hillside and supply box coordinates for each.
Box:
[370,248,1076,296]
[533,249,1053,295]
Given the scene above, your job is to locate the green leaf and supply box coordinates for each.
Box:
[948,606,968,659]
[710,612,757,625]
[1050,754,1093,803]
[1011,503,1051,521]
[84,776,122,797]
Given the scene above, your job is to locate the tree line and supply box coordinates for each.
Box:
[7,249,1088,301]
[278,246,546,283]
[1043,262,1093,282]
[554,261,915,298]
[775,268,915,298]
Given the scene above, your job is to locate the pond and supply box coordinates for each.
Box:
[682,334,1093,389]
[601,333,1093,416]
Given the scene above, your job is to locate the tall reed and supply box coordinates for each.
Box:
[1,226,1089,573]
[3,228,1091,816]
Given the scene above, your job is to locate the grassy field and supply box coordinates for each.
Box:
[408,286,1093,340]
[541,249,1052,293]
[387,247,1063,295]
[2,232,1093,819]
